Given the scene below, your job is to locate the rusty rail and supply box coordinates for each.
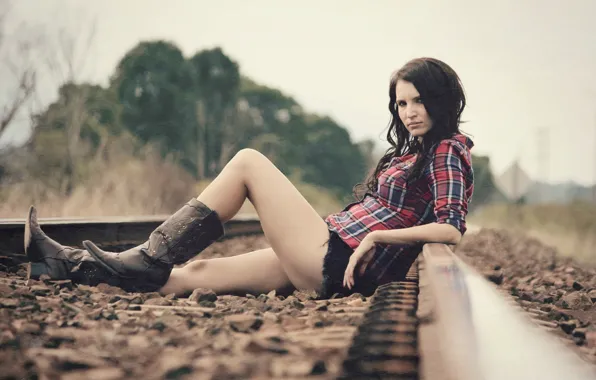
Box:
[421,235,596,380]
[0,213,262,259]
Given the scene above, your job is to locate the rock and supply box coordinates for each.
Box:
[50,280,74,290]
[585,330,596,348]
[311,360,327,375]
[245,336,289,354]
[226,315,263,333]
[144,298,172,306]
[95,283,125,295]
[283,297,305,310]
[573,328,587,339]
[198,300,216,308]
[111,299,130,310]
[61,367,125,380]
[26,347,109,370]
[188,288,218,303]
[588,289,596,303]
[572,281,584,291]
[270,358,326,377]
[560,291,593,310]
[519,292,534,302]
[548,308,570,321]
[346,298,365,307]
[560,320,577,334]
[151,321,167,332]
[0,298,18,308]
[535,293,554,304]
[30,285,52,296]
[310,318,333,328]
[314,304,328,312]
[533,286,547,294]
[143,292,162,300]
[486,270,504,285]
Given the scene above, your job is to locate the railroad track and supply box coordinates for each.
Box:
[1,216,595,379]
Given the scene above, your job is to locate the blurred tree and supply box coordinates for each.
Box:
[238,78,304,171]
[27,83,124,192]
[189,48,241,177]
[110,40,196,163]
[470,154,502,208]
[300,116,367,198]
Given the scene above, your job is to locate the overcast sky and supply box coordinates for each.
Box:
[2,0,596,186]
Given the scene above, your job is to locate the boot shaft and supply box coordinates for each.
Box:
[145,198,224,265]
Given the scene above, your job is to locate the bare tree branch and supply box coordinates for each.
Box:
[0,67,35,134]
[0,1,40,139]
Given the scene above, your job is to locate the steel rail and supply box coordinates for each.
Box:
[0,213,262,258]
[422,238,596,380]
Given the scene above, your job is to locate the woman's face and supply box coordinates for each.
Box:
[395,79,433,138]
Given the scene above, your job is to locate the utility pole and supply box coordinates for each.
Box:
[593,111,596,203]
[536,127,549,203]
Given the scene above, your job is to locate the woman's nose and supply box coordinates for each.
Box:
[406,105,417,118]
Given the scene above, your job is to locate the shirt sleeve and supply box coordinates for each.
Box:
[424,140,472,234]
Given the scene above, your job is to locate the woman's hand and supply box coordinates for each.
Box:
[343,233,378,290]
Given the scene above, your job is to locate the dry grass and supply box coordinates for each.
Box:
[0,154,197,218]
[469,202,596,265]
[1,154,343,219]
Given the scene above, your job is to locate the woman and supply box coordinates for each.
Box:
[25,57,474,299]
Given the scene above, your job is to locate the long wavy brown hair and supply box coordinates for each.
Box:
[353,57,467,199]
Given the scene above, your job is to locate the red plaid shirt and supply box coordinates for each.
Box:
[325,133,474,285]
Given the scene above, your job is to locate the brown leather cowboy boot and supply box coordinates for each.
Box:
[25,206,116,287]
[83,198,224,292]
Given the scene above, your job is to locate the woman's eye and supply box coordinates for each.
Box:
[397,101,406,107]
[416,98,424,103]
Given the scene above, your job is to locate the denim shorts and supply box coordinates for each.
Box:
[319,230,379,299]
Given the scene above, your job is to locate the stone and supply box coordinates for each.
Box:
[486,270,504,285]
[30,285,52,296]
[226,315,263,333]
[560,291,593,310]
[559,320,577,334]
[585,331,596,348]
[572,328,587,339]
[198,300,216,308]
[188,288,218,303]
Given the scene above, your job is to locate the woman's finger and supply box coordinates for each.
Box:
[344,264,352,288]
[359,253,372,276]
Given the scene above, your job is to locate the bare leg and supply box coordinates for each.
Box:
[159,248,295,296]
[186,149,330,291]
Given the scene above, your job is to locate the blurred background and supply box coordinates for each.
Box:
[0,0,594,262]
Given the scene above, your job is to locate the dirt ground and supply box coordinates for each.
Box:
[0,236,369,380]
[2,229,596,379]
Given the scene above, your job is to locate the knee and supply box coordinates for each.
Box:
[231,148,268,171]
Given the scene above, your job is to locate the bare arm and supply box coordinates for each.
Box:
[368,222,462,246]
